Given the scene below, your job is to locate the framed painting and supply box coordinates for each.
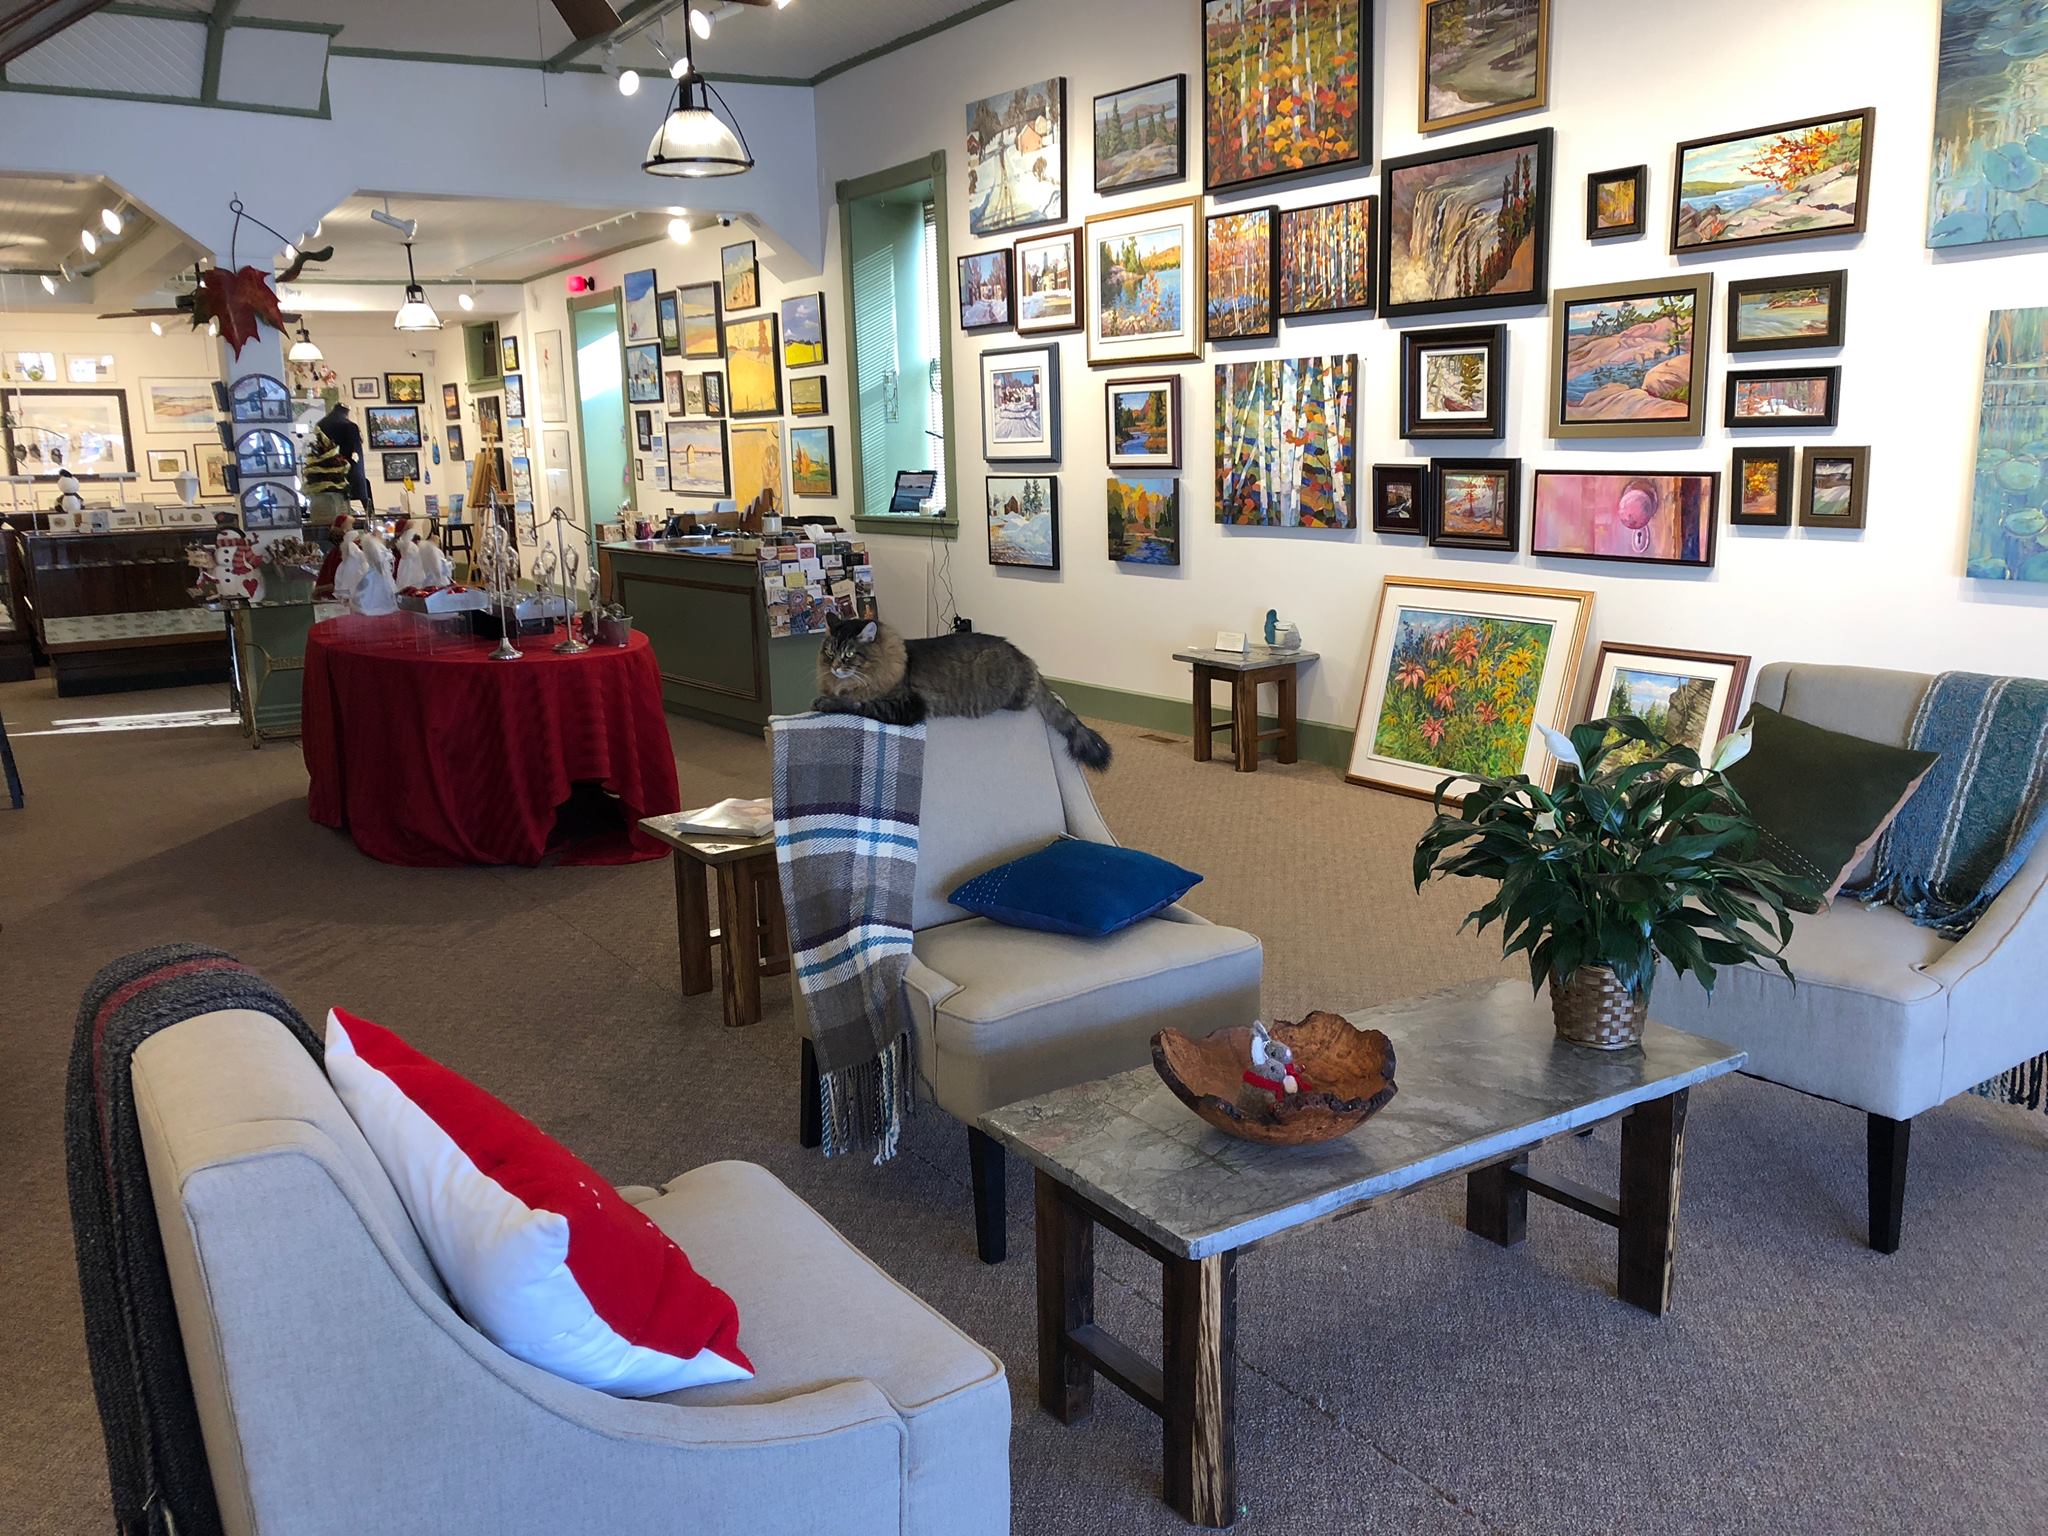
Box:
[623,267,661,341]
[1586,165,1645,239]
[1579,643,1749,761]
[1428,458,1519,550]
[1726,269,1846,353]
[635,409,654,452]
[782,293,827,368]
[790,426,837,497]
[0,351,57,383]
[1400,323,1506,439]
[477,394,502,441]
[197,443,234,498]
[634,458,644,483]
[1094,75,1185,194]
[731,422,785,523]
[1799,446,1869,530]
[1085,197,1203,367]
[789,375,827,417]
[1215,355,1357,527]
[1930,1,2048,247]
[664,370,685,416]
[958,250,1014,331]
[678,283,724,358]
[980,343,1060,462]
[1277,195,1375,318]
[442,382,462,421]
[667,419,730,498]
[658,292,681,356]
[534,329,568,420]
[1204,206,1277,341]
[987,475,1060,569]
[447,424,465,461]
[625,343,663,405]
[503,372,525,422]
[1203,0,1367,192]
[703,372,726,418]
[350,377,379,400]
[1347,575,1595,799]
[1108,474,1180,564]
[1966,308,2048,581]
[501,335,520,373]
[139,377,221,434]
[364,406,422,450]
[721,243,759,310]
[66,353,115,384]
[381,451,420,483]
[1106,375,1181,470]
[384,372,426,404]
[1380,127,1553,320]
[1419,0,1549,133]
[1530,469,1719,568]
[1724,367,1839,429]
[1546,274,1712,439]
[1372,464,1428,535]
[1671,108,1875,254]
[146,447,190,481]
[967,77,1067,236]
[682,375,706,417]
[1014,228,1082,334]
[725,314,783,417]
[1730,445,1795,527]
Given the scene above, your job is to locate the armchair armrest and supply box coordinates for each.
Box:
[1155,903,1212,926]
[1924,833,2048,995]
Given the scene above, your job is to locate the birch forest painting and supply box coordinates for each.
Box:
[1278,196,1373,316]
[1215,354,1358,528]
[1205,207,1275,339]
[1202,0,1366,191]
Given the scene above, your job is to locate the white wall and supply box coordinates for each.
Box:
[814,0,2048,732]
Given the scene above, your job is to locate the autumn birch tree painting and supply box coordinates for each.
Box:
[1203,0,1366,191]
[1214,354,1357,528]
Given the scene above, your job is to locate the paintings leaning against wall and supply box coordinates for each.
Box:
[987,474,1060,569]
[1277,195,1374,317]
[1203,0,1368,192]
[623,268,660,345]
[1400,323,1505,439]
[667,419,730,499]
[724,314,783,418]
[1347,575,1594,800]
[1671,108,1874,254]
[1107,473,1181,565]
[1530,469,1719,568]
[1580,643,1749,769]
[1106,374,1181,470]
[1546,275,1712,439]
[1013,228,1081,334]
[1427,457,1518,550]
[1586,164,1646,239]
[721,243,759,310]
[980,343,1060,462]
[1929,0,2048,248]
[1372,463,1427,534]
[1204,205,1277,341]
[967,77,1067,236]
[1725,269,1846,353]
[1965,307,2048,581]
[1724,367,1839,429]
[1729,445,1794,526]
[1094,75,1186,194]
[957,250,1014,331]
[1215,354,1357,528]
[1380,127,1553,320]
[1419,0,1549,133]
[731,422,785,524]
[678,282,724,359]
[1086,198,1203,366]
[1799,445,1870,530]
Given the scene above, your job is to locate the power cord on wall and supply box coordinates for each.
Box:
[925,535,958,636]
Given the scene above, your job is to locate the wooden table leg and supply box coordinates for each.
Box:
[1035,1172,1096,1425]
[1162,1250,1238,1528]
[1618,1089,1688,1315]
[1277,668,1299,764]
[1232,673,1258,772]
[1192,665,1213,763]
[675,853,713,997]
[756,858,790,979]
[1465,1152,1529,1246]
[715,861,762,1027]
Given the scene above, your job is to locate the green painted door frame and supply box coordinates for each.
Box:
[568,289,635,552]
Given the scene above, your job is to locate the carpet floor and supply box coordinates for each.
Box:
[2,677,2044,1534]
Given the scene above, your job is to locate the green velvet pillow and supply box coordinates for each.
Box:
[1724,703,1940,910]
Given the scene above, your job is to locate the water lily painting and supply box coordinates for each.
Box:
[1929,1,2048,248]
[1203,0,1367,192]
[1215,355,1357,528]
[1547,276,1711,438]
[1380,128,1552,319]
[1965,307,2048,581]
[967,78,1066,236]
[1671,109,1873,254]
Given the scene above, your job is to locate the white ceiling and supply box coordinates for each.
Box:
[0,173,159,277]
[307,192,701,284]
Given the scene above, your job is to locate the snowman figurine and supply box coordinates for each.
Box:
[54,468,85,516]
[208,528,265,604]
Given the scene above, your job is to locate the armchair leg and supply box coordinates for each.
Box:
[798,1038,822,1150]
[968,1127,1007,1264]
[1867,1113,1911,1255]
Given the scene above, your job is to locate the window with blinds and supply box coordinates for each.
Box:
[921,199,947,514]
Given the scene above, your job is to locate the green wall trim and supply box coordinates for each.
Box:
[809,0,1025,85]
[1044,676,1356,772]
[855,516,958,540]
[0,78,329,118]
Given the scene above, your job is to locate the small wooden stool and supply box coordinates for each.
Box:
[1173,646,1321,773]
[639,815,789,1027]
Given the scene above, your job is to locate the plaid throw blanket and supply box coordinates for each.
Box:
[772,712,925,1162]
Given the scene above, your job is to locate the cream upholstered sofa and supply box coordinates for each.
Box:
[1654,662,2048,1254]
[794,710,1265,1262]
[133,1007,1010,1535]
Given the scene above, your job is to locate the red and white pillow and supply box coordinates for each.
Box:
[324,1008,752,1396]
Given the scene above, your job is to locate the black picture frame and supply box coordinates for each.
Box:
[781,292,829,369]
[364,405,422,450]
[1670,109,1876,255]
[1730,445,1795,526]
[500,336,519,373]
[1799,445,1870,530]
[1378,127,1554,320]
[678,281,725,359]
[381,451,420,483]
[635,409,653,451]
[1276,195,1376,319]
[350,377,378,400]
[986,474,1062,570]
[446,424,464,461]
[658,292,681,356]
[1427,457,1520,550]
[442,382,461,421]
[625,343,665,405]
[956,249,1014,332]
[383,372,425,404]
[790,425,837,498]
[721,240,760,310]
[1202,0,1370,193]
[1093,73,1187,195]
[1586,165,1646,240]
[1371,463,1428,535]
[1529,469,1721,569]
[0,385,135,479]
[1203,204,1278,342]
[1400,323,1507,439]
[788,375,824,417]
[1726,269,1848,353]
[704,372,727,418]
[1724,366,1841,429]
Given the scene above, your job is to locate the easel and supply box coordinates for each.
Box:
[463,441,513,580]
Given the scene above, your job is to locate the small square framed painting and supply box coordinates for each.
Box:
[1093,75,1186,194]
[980,344,1059,462]
[679,282,724,358]
[384,372,426,404]
[789,375,827,417]
[1579,643,1750,757]
[1419,0,1550,132]
[958,250,1014,331]
[382,451,420,483]
[1277,196,1375,318]
[1108,474,1180,564]
[1671,109,1874,254]
[1013,229,1082,335]
[1547,275,1712,439]
[1372,464,1427,535]
[442,383,461,421]
[1799,446,1869,529]
[1530,469,1719,568]
[351,377,379,400]
[1400,324,1506,439]
[1725,366,1839,429]
[703,373,726,418]
[782,293,827,367]
[1204,206,1277,341]
[721,242,759,310]
[1730,445,1795,526]
[146,447,190,482]
[790,426,836,497]
[501,336,520,373]
[987,474,1060,569]
[1586,165,1646,239]
[1428,458,1520,550]
[1726,269,1847,352]
[658,293,681,356]
[1105,375,1180,470]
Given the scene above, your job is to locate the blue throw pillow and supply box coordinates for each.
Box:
[948,838,1202,938]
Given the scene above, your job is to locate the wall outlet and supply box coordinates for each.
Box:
[952,615,972,633]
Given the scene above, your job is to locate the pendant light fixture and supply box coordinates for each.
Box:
[286,323,323,363]
[643,9,754,178]
[393,238,441,331]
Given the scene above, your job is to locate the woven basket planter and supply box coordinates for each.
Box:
[1549,966,1649,1050]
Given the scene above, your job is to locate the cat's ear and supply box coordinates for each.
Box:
[857,621,878,643]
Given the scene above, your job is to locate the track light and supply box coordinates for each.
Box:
[671,52,691,78]
[150,320,163,335]
[458,290,475,311]
[690,8,712,39]
[101,207,123,235]
[619,66,640,95]
[40,273,57,295]
[281,242,298,263]
[668,216,693,243]
[80,228,97,255]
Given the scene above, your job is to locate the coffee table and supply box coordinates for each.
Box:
[637,812,788,1028]
[979,979,1744,1528]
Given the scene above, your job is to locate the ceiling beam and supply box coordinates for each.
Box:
[541,0,776,74]
[0,0,116,66]
[199,0,241,103]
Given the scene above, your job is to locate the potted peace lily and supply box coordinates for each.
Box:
[1411,715,1817,1049]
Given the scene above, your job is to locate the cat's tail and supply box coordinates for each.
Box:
[1033,682,1112,771]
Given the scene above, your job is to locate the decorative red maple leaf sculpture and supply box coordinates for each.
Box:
[190,264,286,356]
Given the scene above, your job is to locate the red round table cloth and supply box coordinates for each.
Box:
[302,620,680,867]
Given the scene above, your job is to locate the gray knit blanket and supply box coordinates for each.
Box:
[65,946,321,1536]
[771,712,925,1162]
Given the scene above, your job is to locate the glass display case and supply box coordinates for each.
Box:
[24,526,228,695]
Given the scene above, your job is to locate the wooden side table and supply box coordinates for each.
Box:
[638,814,789,1027]
[1172,647,1320,773]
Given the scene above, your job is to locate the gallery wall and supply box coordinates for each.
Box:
[812,0,2048,738]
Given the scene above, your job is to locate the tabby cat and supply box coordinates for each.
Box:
[813,615,1111,770]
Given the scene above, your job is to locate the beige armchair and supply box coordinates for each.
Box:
[794,710,1264,1262]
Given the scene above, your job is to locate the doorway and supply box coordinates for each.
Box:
[570,291,634,545]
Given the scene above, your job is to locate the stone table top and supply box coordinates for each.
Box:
[979,979,1744,1260]
[636,811,774,864]
[1172,646,1320,672]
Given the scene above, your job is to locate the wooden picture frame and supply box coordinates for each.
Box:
[1586,165,1646,239]
[1085,196,1204,367]
[1730,445,1795,526]
[1379,127,1554,320]
[1530,469,1720,568]
[1204,205,1278,342]
[1093,74,1187,195]
[1671,108,1876,255]
[1578,642,1750,750]
[1204,0,1369,192]
[1799,445,1870,530]
[1726,269,1847,353]
[1418,0,1551,133]
[1400,323,1506,440]
[1724,366,1840,429]
[1105,374,1181,470]
[1371,463,1428,535]
[1428,457,1520,550]
[957,249,1014,332]
[1546,274,1713,439]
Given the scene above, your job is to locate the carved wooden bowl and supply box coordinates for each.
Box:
[1150,1012,1398,1146]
